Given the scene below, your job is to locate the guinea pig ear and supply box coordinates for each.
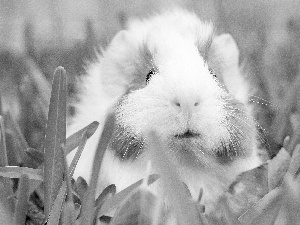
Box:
[208,33,249,105]
[111,30,130,44]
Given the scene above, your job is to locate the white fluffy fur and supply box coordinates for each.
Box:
[67,9,261,212]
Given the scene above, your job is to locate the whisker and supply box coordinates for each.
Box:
[224,107,267,132]
[224,120,246,139]
[226,111,262,142]
[248,94,277,108]
[225,110,270,152]
[225,127,242,157]
[248,94,271,104]
[225,111,254,129]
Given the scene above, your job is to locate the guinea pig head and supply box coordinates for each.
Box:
[105,11,258,173]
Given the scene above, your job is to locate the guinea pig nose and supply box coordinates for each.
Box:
[172,98,200,111]
[172,99,181,109]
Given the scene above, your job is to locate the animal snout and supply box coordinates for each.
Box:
[171,97,200,113]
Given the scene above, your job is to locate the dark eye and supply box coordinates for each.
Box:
[209,68,217,78]
[146,68,156,84]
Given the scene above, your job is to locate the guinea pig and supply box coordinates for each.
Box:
[67,9,262,212]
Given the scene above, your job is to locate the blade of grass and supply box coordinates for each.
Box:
[287,144,300,177]
[25,58,51,118]
[0,94,3,116]
[0,116,8,167]
[63,146,75,204]
[0,166,42,181]
[61,202,76,225]
[74,177,88,201]
[281,173,300,225]
[3,113,27,165]
[60,145,76,225]
[0,98,14,218]
[272,72,300,144]
[99,173,159,215]
[46,128,89,224]
[0,182,13,225]
[0,166,42,195]
[80,111,115,225]
[110,188,157,225]
[47,182,67,225]
[95,184,116,207]
[268,148,291,191]
[5,112,29,150]
[68,130,88,177]
[93,184,116,224]
[13,174,29,225]
[238,187,283,224]
[66,121,99,154]
[286,115,300,153]
[0,116,15,213]
[147,130,203,225]
[43,66,67,217]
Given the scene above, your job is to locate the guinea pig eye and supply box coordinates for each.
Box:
[209,68,217,78]
[146,68,156,84]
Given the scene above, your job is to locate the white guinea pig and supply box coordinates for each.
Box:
[67,9,262,211]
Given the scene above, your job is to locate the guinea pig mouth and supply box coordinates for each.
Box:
[174,130,200,139]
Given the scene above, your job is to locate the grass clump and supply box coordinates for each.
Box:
[0,66,299,225]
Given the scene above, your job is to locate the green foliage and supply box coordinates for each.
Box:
[0,65,299,225]
[14,174,30,225]
[43,66,67,217]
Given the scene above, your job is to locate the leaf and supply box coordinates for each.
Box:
[74,203,81,220]
[68,130,88,178]
[286,114,300,154]
[95,184,116,207]
[0,116,14,213]
[43,66,67,217]
[0,166,42,195]
[74,177,88,202]
[14,174,30,225]
[281,173,300,225]
[0,182,13,225]
[46,129,89,224]
[268,148,291,190]
[47,182,67,225]
[99,173,159,215]
[61,147,75,225]
[80,112,115,225]
[110,188,158,225]
[5,112,28,150]
[0,166,43,181]
[25,58,51,118]
[65,121,99,154]
[62,145,74,204]
[287,144,300,177]
[147,131,203,225]
[61,202,76,225]
[59,145,76,225]
[0,116,8,167]
[272,75,300,145]
[4,113,27,164]
[238,187,283,225]
[94,184,116,224]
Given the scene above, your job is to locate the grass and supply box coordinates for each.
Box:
[0,65,162,225]
[0,65,299,225]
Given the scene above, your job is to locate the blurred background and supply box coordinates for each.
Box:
[1,0,300,163]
